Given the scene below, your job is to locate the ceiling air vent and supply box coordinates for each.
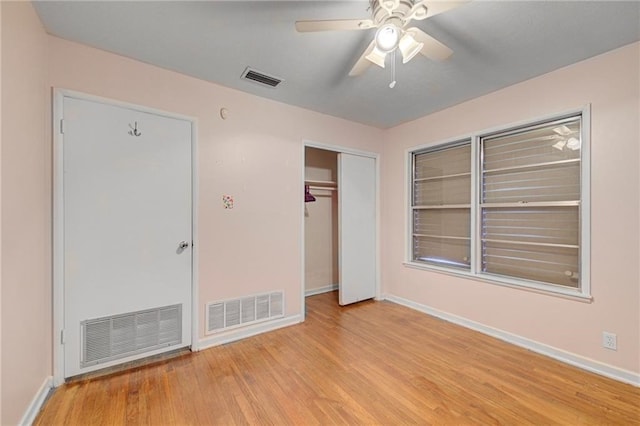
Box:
[241,67,283,88]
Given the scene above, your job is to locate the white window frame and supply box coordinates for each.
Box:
[404,106,591,301]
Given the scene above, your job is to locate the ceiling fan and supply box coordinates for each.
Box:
[295,0,468,76]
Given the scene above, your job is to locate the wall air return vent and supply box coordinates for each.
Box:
[206,291,284,334]
[81,304,182,368]
[241,67,283,88]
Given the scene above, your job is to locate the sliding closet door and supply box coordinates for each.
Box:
[338,153,376,305]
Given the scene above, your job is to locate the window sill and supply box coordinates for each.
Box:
[403,261,593,303]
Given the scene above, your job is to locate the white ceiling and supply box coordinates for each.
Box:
[33,1,640,128]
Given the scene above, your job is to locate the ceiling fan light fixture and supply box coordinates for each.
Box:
[374,24,401,52]
[365,47,387,68]
[399,33,424,63]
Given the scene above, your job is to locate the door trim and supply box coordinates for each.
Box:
[52,89,199,385]
[301,140,381,318]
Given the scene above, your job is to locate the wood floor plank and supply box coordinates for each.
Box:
[35,291,640,425]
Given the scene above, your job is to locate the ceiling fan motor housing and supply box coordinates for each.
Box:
[371,0,424,27]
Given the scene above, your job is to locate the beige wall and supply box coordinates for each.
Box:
[381,42,640,374]
[47,36,384,339]
[304,147,338,293]
[1,2,51,424]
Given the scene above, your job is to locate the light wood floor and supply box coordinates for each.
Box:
[36,291,640,425]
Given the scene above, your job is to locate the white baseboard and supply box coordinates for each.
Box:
[305,284,339,297]
[19,376,53,426]
[383,294,640,387]
[198,314,303,351]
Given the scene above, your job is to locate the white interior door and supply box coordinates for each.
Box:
[62,96,192,378]
[338,153,376,305]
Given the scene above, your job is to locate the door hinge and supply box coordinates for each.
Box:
[60,329,66,345]
[60,119,65,134]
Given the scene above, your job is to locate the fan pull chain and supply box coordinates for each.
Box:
[389,50,397,89]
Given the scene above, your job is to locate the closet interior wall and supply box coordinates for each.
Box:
[304,147,339,296]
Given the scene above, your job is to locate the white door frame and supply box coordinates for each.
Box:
[52,89,200,386]
[301,140,381,318]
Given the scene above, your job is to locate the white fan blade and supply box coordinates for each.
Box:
[295,19,375,33]
[406,27,453,61]
[349,40,376,76]
[423,1,470,18]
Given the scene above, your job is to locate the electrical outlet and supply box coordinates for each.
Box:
[602,332,617,351]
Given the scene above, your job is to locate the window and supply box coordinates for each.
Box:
[409,111,588,296]
[412,142,471,270]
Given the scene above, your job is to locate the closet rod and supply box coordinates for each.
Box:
[305,179,336,187]
[308,185,337,191]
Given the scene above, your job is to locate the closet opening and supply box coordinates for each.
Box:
[303,144,378,312]
[304,147,339,299]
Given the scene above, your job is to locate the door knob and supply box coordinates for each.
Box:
[178,241,190,250]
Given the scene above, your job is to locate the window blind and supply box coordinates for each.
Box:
[412,143,471,269]
[480,118,581,287]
